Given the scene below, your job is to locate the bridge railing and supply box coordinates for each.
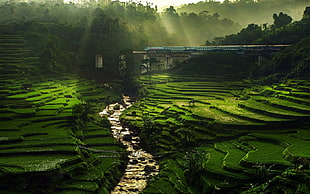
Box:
[143,45,290,52]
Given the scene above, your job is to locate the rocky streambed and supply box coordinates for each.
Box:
[100,95,159,193]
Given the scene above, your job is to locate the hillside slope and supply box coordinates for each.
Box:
[0,32,125,193]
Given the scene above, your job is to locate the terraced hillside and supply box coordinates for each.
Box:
[121,74,310,193]
[0,33,125,193]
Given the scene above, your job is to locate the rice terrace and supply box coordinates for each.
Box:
[122,74,310,193]
[0,0,310,193]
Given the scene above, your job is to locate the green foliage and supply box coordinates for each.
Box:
[137,87,149,99]
[213,23,264,45]
[72,102,92,119]
[178,0,309,26]
[122,74,310,193]
[0,72,124,193]
[209,6,310,82]
[251,36,310,81]
[1,0,310,193]
[173,52,255,78]
[272,12,293,30]
[214,6,310,45]
[161,6,241,45]
[182,148,209,177]
[243,170,310,193]
[40,41,71,73]
[118,50,140,92]
[304,6,310,18]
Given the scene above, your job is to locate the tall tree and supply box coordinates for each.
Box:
[272,12,292,29]
[303,6,310,18]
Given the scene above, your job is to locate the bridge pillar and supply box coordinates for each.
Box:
[258,55,265,65]
[95,55,103,68]
[165,55,173,70]
[142,54,150,73]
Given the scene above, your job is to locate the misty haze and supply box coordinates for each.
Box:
[0,0,309,193]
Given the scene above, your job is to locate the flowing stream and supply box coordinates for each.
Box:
[99,95,159,193]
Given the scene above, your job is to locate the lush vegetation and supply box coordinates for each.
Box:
[121,74,310,193]
[118,5,310,192]
[206,6,310,83]
[0,0,244,86]
[0,33,127,192]
[159,6,241,45]
[172,52,257,78]
[213,7,310,45]
[1,0,310,193]
[178,0,310,26]
[250,36,310,83]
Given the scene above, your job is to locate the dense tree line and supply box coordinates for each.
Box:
[0,1,148,79]
[161,6,241,45]
[250,36,310,83]
[0,0,243,78]
[212,7,310,45]
[208,6,310,82]
[1,0,309,84]
[178,0,310,26]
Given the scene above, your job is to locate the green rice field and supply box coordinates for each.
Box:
[0,33,125,193]
[1,32,310,193]
[121,73,310,193]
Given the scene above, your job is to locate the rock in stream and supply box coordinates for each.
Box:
[99,95,159,194]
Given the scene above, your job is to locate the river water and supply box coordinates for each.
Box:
[99,95,159,193]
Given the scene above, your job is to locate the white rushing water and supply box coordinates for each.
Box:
[99,95,159,194]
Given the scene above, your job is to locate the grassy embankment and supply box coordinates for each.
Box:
[0,33,126,193]
[120,73,310,193]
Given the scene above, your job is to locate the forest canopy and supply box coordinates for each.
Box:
[1,0,309,79]
[178,0,310,26]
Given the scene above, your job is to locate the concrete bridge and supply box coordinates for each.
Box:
[133,45,290,71]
